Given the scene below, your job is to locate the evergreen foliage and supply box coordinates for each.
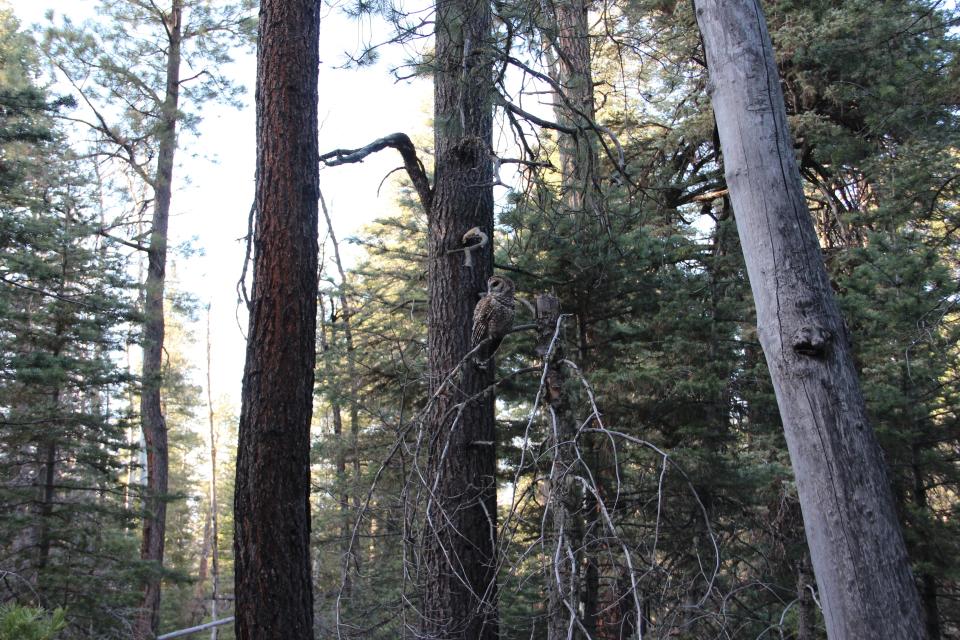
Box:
[318,0,960,638]
[0,603,66,640]
[0,8,141,637]
[0,0,957,637]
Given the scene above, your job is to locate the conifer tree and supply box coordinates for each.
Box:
[0,9,140,636]
[233,0,319,637]
[41,3,255,635]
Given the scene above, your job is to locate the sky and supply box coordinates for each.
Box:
[9,0,432,408]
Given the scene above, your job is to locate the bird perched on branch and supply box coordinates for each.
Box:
[471,275,515,370]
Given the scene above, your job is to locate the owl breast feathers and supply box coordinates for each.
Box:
[471,275,516,369]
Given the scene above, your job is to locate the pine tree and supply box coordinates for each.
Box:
[233,0,319,637]
[0,9,140,636]
[41,3,255,634]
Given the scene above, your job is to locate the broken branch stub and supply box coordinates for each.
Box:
[447,226,489,268]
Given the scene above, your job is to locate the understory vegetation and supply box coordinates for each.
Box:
[0,0,957,638]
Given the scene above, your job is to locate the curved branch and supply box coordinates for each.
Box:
[320,132,433,212]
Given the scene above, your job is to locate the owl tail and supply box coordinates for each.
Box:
[472,336,503,371]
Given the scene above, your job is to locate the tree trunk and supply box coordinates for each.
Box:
[541,4,600,634]
[319,195,362,586]
[134,2,181,636]
[190,510,212,625]
[233,0,319,637]
[695,1,925,638]
[796,556,816,640]
[537,295,585,640]
[318,293,353,597]
[205,306,220,640]
[36,437,56,571]
[420,0,498,637]
[911,445,941,640]
[545,0,599,220]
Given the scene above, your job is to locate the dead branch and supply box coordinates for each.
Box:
[319,132,433,212]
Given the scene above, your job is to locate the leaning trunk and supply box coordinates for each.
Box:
[420,0,498,637]
[232,0,320,637]
[134,2,181,637]
[695,1,925,637]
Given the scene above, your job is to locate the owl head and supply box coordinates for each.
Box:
[487,275,515,296]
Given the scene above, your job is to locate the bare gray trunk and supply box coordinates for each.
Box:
[536,295,584,640]
[694,1,925,638]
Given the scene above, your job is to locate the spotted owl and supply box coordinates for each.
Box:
[471,275,516,370]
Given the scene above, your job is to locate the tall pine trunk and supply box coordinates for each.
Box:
[546,0,599,219]
[542,3,598,634]
[134,2,181,636]
[695,1,925,637]
[233,0,319,637]
[421,0,498,637]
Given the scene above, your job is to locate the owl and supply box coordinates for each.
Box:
[471,275,516,370]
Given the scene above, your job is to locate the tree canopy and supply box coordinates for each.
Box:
[0,0,958,638]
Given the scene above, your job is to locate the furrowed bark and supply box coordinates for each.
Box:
[233,0,320,637]
[420,0,498,637]
[695,1,925,637]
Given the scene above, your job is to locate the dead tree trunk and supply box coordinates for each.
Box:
[421,0,498,637]
[233,0,319,637]
[695,1,925,637]
[536,295,585,640]
[205,306,220,640]
[134,3,181,636]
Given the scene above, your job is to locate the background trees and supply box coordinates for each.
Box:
[41,2,254,636]
[0,0,957,638]
[0,9,139,635]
